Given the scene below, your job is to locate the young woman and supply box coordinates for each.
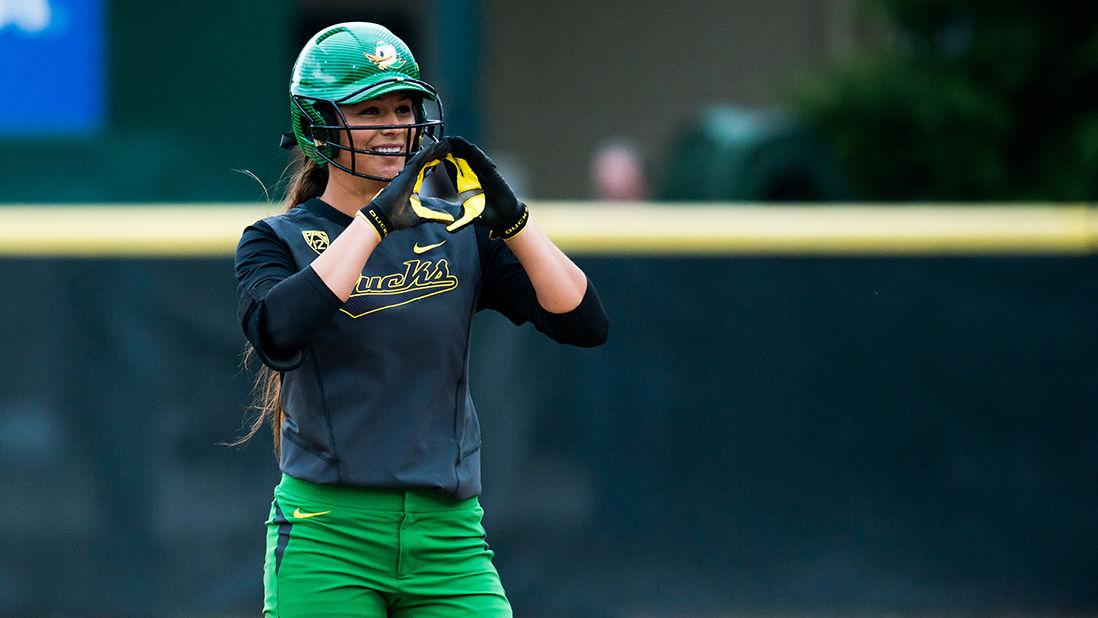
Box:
[234,22,609,617]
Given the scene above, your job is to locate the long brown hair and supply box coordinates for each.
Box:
[232,153,328,455]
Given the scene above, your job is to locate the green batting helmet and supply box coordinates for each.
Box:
[288,22,445,180]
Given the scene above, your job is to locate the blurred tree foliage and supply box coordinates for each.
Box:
[794,0,1098,200]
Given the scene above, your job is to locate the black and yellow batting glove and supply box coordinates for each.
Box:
[443,136,529,239]
[358,139,455,239]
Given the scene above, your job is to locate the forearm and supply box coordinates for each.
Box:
[308,214,383,301]
[504,217,587,313]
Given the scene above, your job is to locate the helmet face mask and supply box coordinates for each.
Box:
[291,85,445,182]
[288,23,445,182]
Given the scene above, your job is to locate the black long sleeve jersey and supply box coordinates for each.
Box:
[235,197,609,499]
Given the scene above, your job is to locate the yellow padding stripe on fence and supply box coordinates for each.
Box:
[1,203,1097,257]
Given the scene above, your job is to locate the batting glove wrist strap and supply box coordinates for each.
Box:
[356,208,392,240]
[495,203,529,240]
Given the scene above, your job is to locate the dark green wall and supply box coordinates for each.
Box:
[1,255,1095,615]
[0,1,294,202]
[1,1,858,202]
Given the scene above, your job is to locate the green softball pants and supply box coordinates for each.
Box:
[263,474,512,617]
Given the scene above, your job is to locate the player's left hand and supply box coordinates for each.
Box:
[441,136,529,239]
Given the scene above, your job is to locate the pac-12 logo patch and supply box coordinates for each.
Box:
[364,42,405,70]
[302,230,329,254]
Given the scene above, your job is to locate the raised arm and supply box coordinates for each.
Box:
[235,140,454,369]
[311,139,454,299]
[449,136,609,346]
[502,218,588,312]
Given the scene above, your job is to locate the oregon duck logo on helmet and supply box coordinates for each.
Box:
[286,22,445,181]
[364,42,406,70]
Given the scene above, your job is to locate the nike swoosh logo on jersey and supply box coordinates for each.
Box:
[292,507,330,519]
[413,240,447,254]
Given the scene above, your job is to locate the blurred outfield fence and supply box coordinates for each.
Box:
[3,204,1097,616]
[3,203,1098,256]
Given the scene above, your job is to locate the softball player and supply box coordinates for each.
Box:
[234,22,609,617]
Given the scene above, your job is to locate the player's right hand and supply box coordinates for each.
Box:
[358,139,454,239]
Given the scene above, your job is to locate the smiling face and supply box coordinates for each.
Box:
[330,91,418,182]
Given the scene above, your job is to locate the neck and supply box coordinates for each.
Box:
[319,171,388,217]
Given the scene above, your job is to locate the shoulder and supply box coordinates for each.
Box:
[236,217,293,268]
[239,218,277,245]
[259,203,310,230]
[240,203,315,247]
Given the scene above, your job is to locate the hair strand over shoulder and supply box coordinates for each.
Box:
[231,152,328,456]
